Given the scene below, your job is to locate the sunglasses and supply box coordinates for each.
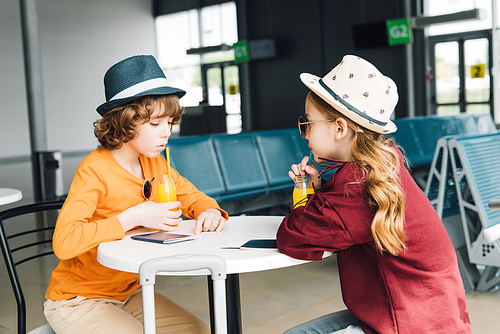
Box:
[297,116,335,139]
[142,177,155,201]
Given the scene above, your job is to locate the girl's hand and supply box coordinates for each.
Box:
[194,208,226,235]
[117,201,182,232]
[289,155,321,190]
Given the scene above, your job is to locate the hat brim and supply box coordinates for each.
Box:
[96,86,186,117]
[300,73,397,134]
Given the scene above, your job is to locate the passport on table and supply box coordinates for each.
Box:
[131,231,193,244]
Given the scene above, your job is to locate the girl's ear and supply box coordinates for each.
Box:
[333,117,350,140]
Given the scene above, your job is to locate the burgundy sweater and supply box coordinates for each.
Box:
[277,148,471,334]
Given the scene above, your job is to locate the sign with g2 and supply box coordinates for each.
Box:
[386,18,412,46]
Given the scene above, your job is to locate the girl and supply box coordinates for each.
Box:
[43,55,227,333]
[277,55,471,334]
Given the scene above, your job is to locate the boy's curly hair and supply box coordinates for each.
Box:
[94,94,184,150]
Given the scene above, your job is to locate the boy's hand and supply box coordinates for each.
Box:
[289,155,321,190]
[118,201,182,232]
[194,208,226,235]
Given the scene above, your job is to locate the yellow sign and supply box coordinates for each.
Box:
[228,85,238,95]
[470,64,486,78]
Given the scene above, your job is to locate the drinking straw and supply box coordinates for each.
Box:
[166,147,172,177]
[308,151,313,166]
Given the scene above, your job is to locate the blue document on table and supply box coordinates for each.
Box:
[240,239,277,249]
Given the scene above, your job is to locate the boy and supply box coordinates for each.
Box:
[43,55,227,333]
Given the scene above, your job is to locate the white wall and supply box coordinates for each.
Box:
[0,0,157,159]
[0,0,30,159]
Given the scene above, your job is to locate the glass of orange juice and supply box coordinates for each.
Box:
[157,174,179,226]
[293,175,314,208]
[157,174,176,203]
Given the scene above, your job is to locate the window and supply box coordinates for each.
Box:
[427,0,494,116]
[156,2,241,134]
[427,0,492,36]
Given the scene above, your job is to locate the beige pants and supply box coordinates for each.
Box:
[43,289,209,334]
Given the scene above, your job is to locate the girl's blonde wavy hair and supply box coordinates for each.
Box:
[94,94,184,150]
[307,91,407,256]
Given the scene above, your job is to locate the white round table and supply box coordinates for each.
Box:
[98,216,324,275]
[0,188,23,206]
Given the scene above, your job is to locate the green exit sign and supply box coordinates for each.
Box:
[386,18,412,46]
[232,41,250,63]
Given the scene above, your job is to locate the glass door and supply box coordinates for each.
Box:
[203,63,242,134]
[429,31,492,115]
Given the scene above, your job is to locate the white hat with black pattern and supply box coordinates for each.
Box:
[300,55,398,134]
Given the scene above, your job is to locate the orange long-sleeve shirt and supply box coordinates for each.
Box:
[46,147,227,301]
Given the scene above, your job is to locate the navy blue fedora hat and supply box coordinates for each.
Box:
[96,55,186,116]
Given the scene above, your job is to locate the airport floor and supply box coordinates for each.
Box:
[0,155,499,334]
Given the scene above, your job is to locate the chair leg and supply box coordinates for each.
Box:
[208,273,240,334]
[456,247,480,290]
[475,266,500,292]
[141,284,157,334]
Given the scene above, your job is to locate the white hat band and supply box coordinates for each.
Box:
[109,77,171,101]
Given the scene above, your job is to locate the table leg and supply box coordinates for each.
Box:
[208,273,242,334]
